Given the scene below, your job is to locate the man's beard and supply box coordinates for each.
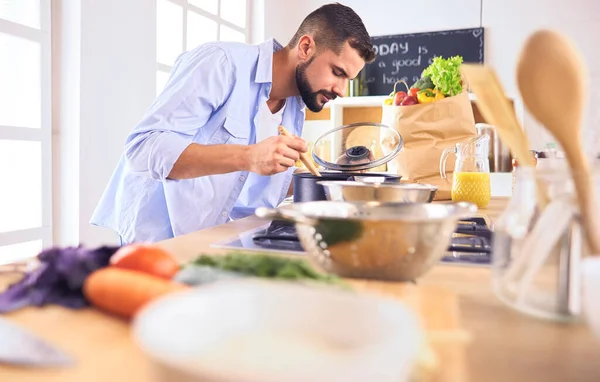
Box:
[295,59,337,113]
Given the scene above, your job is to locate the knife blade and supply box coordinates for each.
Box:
[0,317,74,367]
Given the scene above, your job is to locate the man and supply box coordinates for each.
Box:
[91,3,376,244]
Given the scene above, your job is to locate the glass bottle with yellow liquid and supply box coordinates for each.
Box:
[439,134,491,208]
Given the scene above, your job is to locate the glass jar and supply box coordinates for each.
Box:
[492,160,600,322]
[511,150,538,194]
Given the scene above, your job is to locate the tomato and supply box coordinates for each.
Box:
[394,91,407,106]
[110,244,180,279]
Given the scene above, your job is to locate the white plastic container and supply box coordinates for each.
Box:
[132,279,426,382]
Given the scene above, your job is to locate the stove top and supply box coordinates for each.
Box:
[211,217,493,267]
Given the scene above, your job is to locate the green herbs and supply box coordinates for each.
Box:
[190,252,346,287]
[421,56,464,97]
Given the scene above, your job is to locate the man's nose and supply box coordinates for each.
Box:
[332,80,346,98]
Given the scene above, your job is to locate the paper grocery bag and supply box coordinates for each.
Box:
[382,91,477,200]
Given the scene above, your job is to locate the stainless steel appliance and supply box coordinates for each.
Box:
[475,123,513,172]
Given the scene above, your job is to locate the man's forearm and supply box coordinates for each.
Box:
[167,143,249,180]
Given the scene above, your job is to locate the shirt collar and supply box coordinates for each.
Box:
[254,38,281,84]
[255,38,306,110]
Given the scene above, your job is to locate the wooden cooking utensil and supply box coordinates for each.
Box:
[460,64,535,169]
[460,64,549,208]
[278,125,321,177]
[516,29,600,255]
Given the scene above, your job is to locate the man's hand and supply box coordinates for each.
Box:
[165,135,307,180]
[246,135,308,175]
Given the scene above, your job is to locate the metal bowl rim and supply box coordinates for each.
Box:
[316,180,439,191]
[278,201,476,223]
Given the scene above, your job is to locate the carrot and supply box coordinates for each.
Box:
[83,267,188,319]
[110,244,180,279]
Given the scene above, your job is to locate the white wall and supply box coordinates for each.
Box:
[263,0,600,157]
[52,0,156,247]
[250,0,265,43]
[79,0,156,247]
[52,0,81,247]
[482,0,600,158]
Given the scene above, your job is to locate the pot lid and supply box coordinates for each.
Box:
[311,122,403,172]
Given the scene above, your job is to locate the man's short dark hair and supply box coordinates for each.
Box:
[288,3,376,64]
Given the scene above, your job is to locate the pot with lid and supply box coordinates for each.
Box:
[293,122,404,202]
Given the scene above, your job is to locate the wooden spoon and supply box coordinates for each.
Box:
[278,125,321,176]
[516,29,600,254]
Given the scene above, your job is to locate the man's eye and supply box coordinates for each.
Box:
[333,70,342,77]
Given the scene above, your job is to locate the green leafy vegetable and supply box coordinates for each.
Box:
[421,56,464,97]
[411,75,434,90]
[189,252,347,287]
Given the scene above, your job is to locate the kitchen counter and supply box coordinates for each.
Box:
[1,197,599,382]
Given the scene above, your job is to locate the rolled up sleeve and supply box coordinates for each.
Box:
[124,44,234,181]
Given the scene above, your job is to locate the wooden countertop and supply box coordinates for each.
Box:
[1,197,599,382]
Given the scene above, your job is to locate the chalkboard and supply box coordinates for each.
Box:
[360,28,485,96]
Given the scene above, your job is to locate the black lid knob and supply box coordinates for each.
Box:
[345,145,370,160]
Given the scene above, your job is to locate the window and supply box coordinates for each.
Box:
[156,0,249,95]
[0,0,51,264]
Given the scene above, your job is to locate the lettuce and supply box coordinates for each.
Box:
[421,56,464,97]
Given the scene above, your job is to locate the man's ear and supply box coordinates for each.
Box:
[297,35,316,62]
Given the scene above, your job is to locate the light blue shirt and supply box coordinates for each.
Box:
[90,39,306,244]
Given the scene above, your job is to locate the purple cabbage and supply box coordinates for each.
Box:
[0,245,120,313]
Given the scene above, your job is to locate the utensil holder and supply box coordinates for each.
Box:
[492,161,600,322]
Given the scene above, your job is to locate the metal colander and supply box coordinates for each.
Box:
[255,201,477,282]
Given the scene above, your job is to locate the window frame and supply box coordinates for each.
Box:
[0,1,53,251]
[156,0,251,94]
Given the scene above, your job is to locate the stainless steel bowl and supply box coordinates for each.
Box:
[255,201,477,282]
[317,180,439,203]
